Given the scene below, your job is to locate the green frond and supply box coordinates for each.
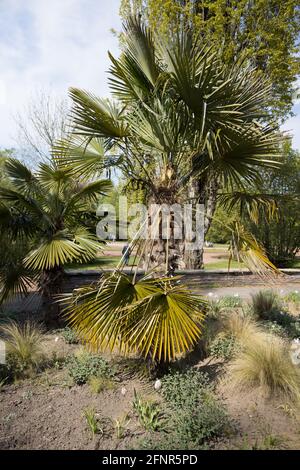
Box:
[73,228,102,262]
[52,135,109,178]
[63,273,206,362]
[37,162,73,190]
[228,221,281,278]
[108,15,160,102]
[66,179,112,209]
[218,192,278,223]
[69,89,129,143]
[4,158,38,193]
[0,263,34,304]
[24,233,86,271]
[0,187,52,226]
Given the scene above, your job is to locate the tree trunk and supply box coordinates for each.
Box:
[141,172,219,273]
[39,267,65,327]
[143,197,181,275]
[183,175,219,269]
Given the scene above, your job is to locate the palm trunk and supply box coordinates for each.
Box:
[141,171,219,272]
[143,193,181,274]
[183,175,219,269]
[40,266,64,326]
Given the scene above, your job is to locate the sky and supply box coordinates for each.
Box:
[0,0,122,149]
[0,0,299,151]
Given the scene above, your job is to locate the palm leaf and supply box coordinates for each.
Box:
[24,233,86,270]
[63,273,206,362]
[52,135,112,178]
[69,89,129,143]
[228,221,281,278]
[218,192,278,223]
[4,158,38,194]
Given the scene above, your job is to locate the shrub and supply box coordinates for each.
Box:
[206,298,225,319]
[0,322,44,377]
[171,393,229,447]
[209,333,236,360]
[288,320,300,339]
[66,349,115,385]
[230,333,300,402]
[60,327,79,344]
[162,369,212,408]
[251,290,294,327]
[263,321,287,338]
[161,369,228,447]
[223,313,259,343]
[284,291,300,304]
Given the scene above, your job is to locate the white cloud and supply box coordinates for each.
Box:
[1,1,299,153]
[0,0,121,148]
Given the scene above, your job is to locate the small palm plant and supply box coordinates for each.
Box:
[0,158,112,324]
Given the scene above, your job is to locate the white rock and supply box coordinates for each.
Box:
[121,387,127,396]
[208,292,213,297]
[290,350,300,365]
[54,336,59,342]
[154,379,162,391]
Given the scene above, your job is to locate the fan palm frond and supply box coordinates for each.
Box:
[4,158,38,194]
[63,272,206,362]
[24,232,86,271]
[108,15,160,102]
[69,89,129,143]
[52,135,111,178]
[65,179,112,211]
[228,221,281,278]
[218,192,278,223]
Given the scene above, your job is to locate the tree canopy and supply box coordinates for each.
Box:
[120,0,300,120]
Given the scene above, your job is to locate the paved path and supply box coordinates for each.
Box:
[198,283,300,299]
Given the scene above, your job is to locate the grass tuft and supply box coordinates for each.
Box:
[0,321,44,377]
[230,332,300,402]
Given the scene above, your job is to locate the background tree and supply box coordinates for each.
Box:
[120,0,300,121]
[0,157,111,324]
[14,90,69,165]
[244,142,300,266]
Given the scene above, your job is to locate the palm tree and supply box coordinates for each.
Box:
[55,16,282,272]
[0,157,112,324]
[51,16,284,366]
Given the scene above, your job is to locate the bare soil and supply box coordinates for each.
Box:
[1,333,300,450]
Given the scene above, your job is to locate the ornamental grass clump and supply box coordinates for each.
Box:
[0,321,45,377]
[230,332,300,402]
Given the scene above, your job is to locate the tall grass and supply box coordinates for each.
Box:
[230,332,300,402]
[0,321,44,375]
[251,290,281,320]
[223,312,259,343]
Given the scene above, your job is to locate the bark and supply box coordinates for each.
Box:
[39,267,65,327]
[183,175,219,269]
[143,192,181,275]
[141,171,219,273]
